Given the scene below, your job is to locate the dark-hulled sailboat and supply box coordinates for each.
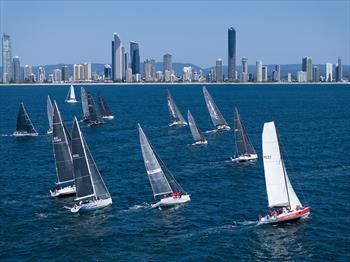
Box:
[231,108,257,162]
[138,124,190,209]
[50,101,76,197]
[13,102,38,137]
[187,110,207,145]
[98,93,114,120]
[203,86,230,131]
[70,117,112,213]
[80,87,104,126]
[167,90,187,127]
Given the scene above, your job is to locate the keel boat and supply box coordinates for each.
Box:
[187,110,207,145]
[98,93,114,120]
[65,84,78,103]
[167,90,187,127]
[47,96,54,134]
[138,124,190,209]
[13,102,38,137]
[203,86,230,131]
[231,108,257,162]
[80,87,104,126]
[70,117,112,213]
[50,101,76,197]
[259,121,310,224]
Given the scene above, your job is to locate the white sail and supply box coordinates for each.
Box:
[203,87,228,127]
[262,121,302,209]
[47,95,53,132]
[66,84,77,102]
[167,90,187,125]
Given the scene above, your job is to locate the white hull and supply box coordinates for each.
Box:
[216,125,231,131]
[259,207,311,224]
[47,129,53,134]
[169,121,188,127]
[192,140,208,146]
[70,198,112,213]
[13,131,38,137]
[231,154,258,162]
[65,99,78,104]
[50,185,76,197]
[102,115,114,120]
[151,194,191,209]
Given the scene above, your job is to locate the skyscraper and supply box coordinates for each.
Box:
[272,65,281,82]
[144,59,152,82]
[241,57,248,82]
[61,65,68,82]
[38,66,46,83]
[326,63,333,82]
[2,33,12,83]
[123,51,129,81]
[335,57,343,82]
[163,53,172,75]
[228,27,236,81]
[12,56,20,83]
[302,57,313,82]
[53,69,62,82]
[83,62,91,81]
[104,64,112,80]
[24,65,32,82]
[215,59,224,82]
[73,64,80,81]
[256,60,262,82]
[112,33,123,81]
[121,46,126,80]
[313,66,320,82]
[262,65,268,82]
[130,41,140,75]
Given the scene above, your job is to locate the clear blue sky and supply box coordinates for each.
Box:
[1,0,349,67]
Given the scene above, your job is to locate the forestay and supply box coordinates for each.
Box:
[234,108,256,156]
[52,101,74,184]
[15,103,37,134]
[262,121,301,209]
[167,90,186,124]
[203,87,228,127]
[188,110,205,142]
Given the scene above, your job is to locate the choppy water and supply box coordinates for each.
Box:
[0,84,349,261]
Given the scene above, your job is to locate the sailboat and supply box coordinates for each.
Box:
[259,121,310,224]
[49,101,76,197]
[231,108,257,162]
[138,124,190,209]
[65,84,78,103]
[98,93,114,120]
[203,86,230,131]
[167,90,187,127]
[187,110,207,145]
[13,102,38,137]
[80,87,104,126]
[70,117,112,213]
[47,96,54,134]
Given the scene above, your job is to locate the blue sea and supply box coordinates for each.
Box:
[0,84,349,261]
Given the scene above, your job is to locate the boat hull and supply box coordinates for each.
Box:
[13,131,38,137]
[47,129,53,134]
[169,121,188,127]
[151,194,191,209]
[88,121,104,127]
[216,124,231,131]
[65,99,78,104]
[192,140,208,146]
[231,154,258,163]
[70,198,112,213]
[260,207,310,224]
[50,185,76,197]
[102,115,114,120]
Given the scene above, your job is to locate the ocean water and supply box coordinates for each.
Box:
[0,84,349,261]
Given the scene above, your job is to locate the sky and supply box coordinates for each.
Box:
[1,0,349,67]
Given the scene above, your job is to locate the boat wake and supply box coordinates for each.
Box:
[232,220,260,227]
[120,203,151,213]
[1,134,9,137]
[205,129,218,134]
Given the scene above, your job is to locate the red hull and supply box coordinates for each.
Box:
[278,207,311,222]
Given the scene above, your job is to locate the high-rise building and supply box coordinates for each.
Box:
[38,66,46,83]
[53,69,62,82]
[84,62,91,81]
[335,57,343,82]
[228,27,236,81]
[182,67,192,82]
[215,59,224,82]
[313,66,320,82]
[163,53,172,76]
[326,63,333,82]
[79,64,84,81]
[24,65,32,81]
[104,64,112,80]
[256,60,262,82]
[12,56,21,83]
[297,71,307,82]
[126,68,132,83]
[130,41,140,75]
[272,65,281,82]
[241,57,248,82]
[302,57,313,81]
[73,64,80,81]
[112,33,122,81]
[121,47,126,80]
[262,65,268,82]
[61,65,68,82]
[123,51,129,81]
[144,59,153,82]
[287,73,292,82]
[2,33,12,83]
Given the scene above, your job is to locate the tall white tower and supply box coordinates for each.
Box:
[112,33,123,81]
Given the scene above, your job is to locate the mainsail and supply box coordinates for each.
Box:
[188,110,205,142]
[87,92,103,124]
[203,86,228,127]
[47,96,53,133]
[234,108,256,156]
[66,84,77,101]
[71,117,110,201]
[52,101,74,185]
[81,87,89,120]
[15,102,38,135]
[138,124,186,198]
[97,93,113,118]
[262,121,302,209]
[167,90,187,124]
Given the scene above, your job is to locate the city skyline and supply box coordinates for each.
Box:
[0,0,349,67]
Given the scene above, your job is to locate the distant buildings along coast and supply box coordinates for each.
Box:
[1,30,348,84]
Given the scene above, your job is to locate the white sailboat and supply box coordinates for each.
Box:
[47,95,54,134]
[138,124,190,209]
[13,102,38,137]
[167,90,187,127]
[70,117,112,213]
[259,121,310,224]
[231,108,257,162]
[50,101,76,197]
[187,110,207,145]
[203,86,230,131]
[65,84,78,103]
